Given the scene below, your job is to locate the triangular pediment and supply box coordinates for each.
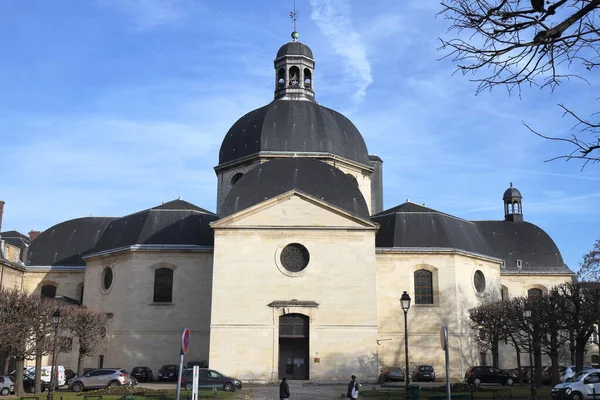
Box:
[211,190,377,230]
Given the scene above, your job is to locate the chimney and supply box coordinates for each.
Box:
[0,200,5,233]
[29,230,41,241]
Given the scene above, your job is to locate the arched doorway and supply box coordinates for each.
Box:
[279,313,309,380]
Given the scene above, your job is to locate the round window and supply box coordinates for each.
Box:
[474,270,486,293]
[102,267,113,291]
[280,243,310,272]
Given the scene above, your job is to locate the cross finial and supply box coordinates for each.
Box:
[510,182,513,187]
[289,0,299,40]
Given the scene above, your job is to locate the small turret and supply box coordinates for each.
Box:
[274,31,315,101]
[503,182,523,222]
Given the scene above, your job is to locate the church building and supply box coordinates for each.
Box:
[0,32,574,382]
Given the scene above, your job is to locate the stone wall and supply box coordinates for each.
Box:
[376,250,502,381]
[83,249,214,374]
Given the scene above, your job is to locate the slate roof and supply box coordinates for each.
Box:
[221,158,370,219]
[92,200,218,254]
[372,203,494,256]
[276,41,314,59]
[27,217,116,266]
[475,221,569,273]
[372,201,572,274]
[0,230,31,251]
[218,100,370,166]
[26,200,218,266]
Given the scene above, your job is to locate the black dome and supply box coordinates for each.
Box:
[276,41,313,59]
[221,158,369,218]
[475,221,570,273]
[219,100,370,166]
[503,186,522,200]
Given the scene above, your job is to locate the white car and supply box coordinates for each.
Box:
[552,369,600,400]
[24,366,66,387]
[560,365,594,383]
[0,376,14,396]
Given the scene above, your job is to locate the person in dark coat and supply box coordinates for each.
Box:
[280,377,290,400]
[347,375,359,399]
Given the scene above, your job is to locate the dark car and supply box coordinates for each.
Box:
[65,369,76,382]
[131,367,153,382]
[23,374,49,394]
[157,365,179,382]
[181,368,242,392]
[381,367,405,382]
[413,365,435,382]
[465,366,516,387]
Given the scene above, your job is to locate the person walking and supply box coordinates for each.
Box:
[280,377,290,400]
[347,375,360,399]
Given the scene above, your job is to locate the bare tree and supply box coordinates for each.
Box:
[469,301,511,367]
[64,307,108,376]
[0,288,39,396]
[578,239,600,282]
[439,0,600,167]
[555,281,600,371]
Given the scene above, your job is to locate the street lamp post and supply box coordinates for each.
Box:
[523,306,537,400]
[48,310,62,400]
[401,291,411,400]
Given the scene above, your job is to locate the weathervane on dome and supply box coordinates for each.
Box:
[289,0,299,41]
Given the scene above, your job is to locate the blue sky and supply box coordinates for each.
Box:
[0,0,598,271]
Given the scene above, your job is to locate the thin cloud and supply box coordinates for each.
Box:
[309,0,373,102]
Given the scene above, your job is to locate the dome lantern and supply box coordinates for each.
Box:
[503,182,523,222]
[274,33,315,101]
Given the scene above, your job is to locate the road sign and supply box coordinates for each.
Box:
[440,325,448,351]
[182,328,190,355]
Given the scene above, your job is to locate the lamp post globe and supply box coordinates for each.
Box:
[523,306,536,400]
[400,291,411,400]
[48,309,62,400]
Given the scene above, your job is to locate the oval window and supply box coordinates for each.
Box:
[102,267,114,291]
[280,243,310,273]
[474,270,486,293]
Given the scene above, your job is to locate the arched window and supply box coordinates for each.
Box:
[528,288,543,298]
[304,68,312,88]
[414,269,433,304]
[41,284,57,298]
[154,268,174,303]
[277,68,285,89]
[289,66,300,87]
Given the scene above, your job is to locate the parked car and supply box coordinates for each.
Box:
[0,376,14,396]
[68,368,131,392]
[561,366,594,383]
[24,365,66,387]
[157,365,179,382]
[23,374,49,393]
[552,369,600,400]
[380,367,405,382]
[65,369,76,382]
[464,366,516,387]
[413,365,435,382]
[186,361,207,369]
[181,368,242,392]
[131,367,153,382]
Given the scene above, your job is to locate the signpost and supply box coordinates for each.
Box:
[175,328,191,400]
[441,325,450,400]
[192,366,199,400]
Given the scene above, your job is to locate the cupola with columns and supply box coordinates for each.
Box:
[503,182,523,222]
[274,31,315,101]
